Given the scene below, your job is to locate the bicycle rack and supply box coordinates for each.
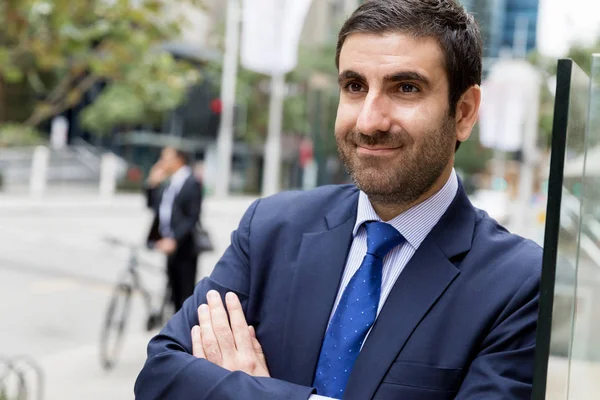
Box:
[0,356,44,400]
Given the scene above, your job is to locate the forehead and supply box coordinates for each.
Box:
[338,32,446,83]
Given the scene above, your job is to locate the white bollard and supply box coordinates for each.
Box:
[29,146,50,198]
[50,116,68,150]
[99,153,118,198]
[302,160,318,191]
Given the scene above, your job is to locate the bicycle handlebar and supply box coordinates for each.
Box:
[104,236,146,250]
[104,236,164,272]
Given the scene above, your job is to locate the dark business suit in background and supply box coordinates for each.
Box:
[135,182,542,400]
[146,170,203,311]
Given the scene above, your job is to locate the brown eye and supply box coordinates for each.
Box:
[399,84,419,93]
[345,82,364,93]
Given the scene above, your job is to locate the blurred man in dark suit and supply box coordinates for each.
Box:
[146,147,203,312]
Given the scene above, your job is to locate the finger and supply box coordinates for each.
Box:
[206,290,237,358]
[248,325,264,357]
[249,325,269,376]
[198,303,222,365]
[225,292,253,354]
[191,325,205,358]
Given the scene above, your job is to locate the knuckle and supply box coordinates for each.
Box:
[239,357,256,371]
[206,348,221,363]
[215,326,232,339]
[201,334,217,350]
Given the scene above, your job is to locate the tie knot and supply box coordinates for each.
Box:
[365,221,405,259]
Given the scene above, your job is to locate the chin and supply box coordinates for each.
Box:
[352,171,394,191]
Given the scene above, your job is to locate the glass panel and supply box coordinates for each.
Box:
[548,60,590,400]
[567,54,600,399]
[533,59,591,400]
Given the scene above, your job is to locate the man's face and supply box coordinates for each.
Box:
[335,32,457,205]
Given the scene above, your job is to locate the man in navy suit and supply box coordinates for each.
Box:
[135,0,542,399]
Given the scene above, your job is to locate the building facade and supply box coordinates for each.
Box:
[461,0,539,60]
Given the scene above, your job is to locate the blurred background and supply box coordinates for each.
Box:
[0,0,599,399]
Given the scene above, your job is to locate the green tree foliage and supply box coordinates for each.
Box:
[454,125,493,176]
[0,0,202,134]
[0,123,44,147]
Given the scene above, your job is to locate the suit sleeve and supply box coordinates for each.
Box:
[172,180,202,244]
[134,199,315,400]
[455,267,541,399]
[145,185,160,212]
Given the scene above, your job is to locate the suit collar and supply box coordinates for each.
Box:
[324,186,360,229]
[428,179,475,259]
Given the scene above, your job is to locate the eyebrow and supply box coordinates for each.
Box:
[337,70,432,89]
[384,71,432,88]
[338,70,365,86]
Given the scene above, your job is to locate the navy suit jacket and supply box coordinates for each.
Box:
[135,183,542,400]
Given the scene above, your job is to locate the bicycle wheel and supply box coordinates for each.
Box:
[99,282,133,371]
[146,283,172,331]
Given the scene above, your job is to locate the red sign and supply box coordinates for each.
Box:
[299,138,313,167]
[210,99,223,114]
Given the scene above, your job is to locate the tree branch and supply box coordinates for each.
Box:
[45,71,78,104]
[24,74,101,127]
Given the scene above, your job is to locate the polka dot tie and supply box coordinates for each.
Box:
[313,222,405,398]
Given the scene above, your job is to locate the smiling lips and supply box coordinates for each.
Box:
[356,145,402,156]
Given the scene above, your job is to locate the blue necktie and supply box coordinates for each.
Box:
[313,222,405,398]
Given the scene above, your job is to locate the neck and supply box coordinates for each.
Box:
[371,163,454,221]
[172,164,186,175]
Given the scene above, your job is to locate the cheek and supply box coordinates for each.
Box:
[334,103,356,136]
[392,104,444,141]
[390,107,425,139]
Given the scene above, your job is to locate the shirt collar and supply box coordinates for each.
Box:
[353,169,459,249]
[170,165,191,188]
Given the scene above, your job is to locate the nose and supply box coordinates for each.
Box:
[356,92,391,135]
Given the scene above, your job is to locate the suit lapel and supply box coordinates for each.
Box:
[173,175,192,205]
[279,190,359,386]
[345,184,476,400]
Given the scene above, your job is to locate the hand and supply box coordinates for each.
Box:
[191,290,270,377]
[155,238,177,255]
[147,163,167,187]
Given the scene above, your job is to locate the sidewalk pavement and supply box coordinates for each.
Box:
[39,331,155,400]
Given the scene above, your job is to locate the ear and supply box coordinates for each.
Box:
[455,85,481,143]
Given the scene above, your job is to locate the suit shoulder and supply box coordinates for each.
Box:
[185,174,201,187]
[258,184,358,209]
[250,185,358,224]
[471,208,542,279]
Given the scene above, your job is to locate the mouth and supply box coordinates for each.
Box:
[355,145,402,156]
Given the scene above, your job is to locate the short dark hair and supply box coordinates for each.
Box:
[336,0,483,117]
[175,149,189,164]
[164,146,190,164]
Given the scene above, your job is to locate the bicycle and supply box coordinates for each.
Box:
[0,355,44,400]
[99,237,172,371]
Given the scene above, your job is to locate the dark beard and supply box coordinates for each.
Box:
[337,116,456,206]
